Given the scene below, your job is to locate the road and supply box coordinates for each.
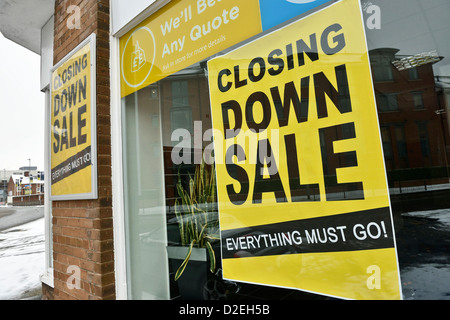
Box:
[0,206,45,300]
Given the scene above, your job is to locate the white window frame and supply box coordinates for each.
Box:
[39,14,55,289]
[110,32,128,299]
[40,87,54,288]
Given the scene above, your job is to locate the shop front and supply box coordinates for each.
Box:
[4,0,449,301]
[110,0,450,300]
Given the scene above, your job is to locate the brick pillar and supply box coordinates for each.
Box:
[48,0,114,300]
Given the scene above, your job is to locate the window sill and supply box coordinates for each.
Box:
[40,268,54,288]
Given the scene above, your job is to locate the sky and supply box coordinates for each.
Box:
[0,32,45,171]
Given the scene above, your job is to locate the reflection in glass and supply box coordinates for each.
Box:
[365,0,450,299]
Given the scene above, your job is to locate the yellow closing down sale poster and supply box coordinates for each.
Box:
[50,35,97,200]
[208,0,402,300]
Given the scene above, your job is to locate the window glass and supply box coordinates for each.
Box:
[121,0,450,300]
[122,87,170,300]
[365,0,450,300]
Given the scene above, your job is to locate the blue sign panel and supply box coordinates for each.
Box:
[259,0,333,31]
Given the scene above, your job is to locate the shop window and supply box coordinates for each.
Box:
[119,0,450,301]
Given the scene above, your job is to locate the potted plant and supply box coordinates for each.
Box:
[167,160,220,299]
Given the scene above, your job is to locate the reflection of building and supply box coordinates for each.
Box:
[7,171,44,206]
[370,48,450,189]
[1,169,40,205]
[159,68,212,209]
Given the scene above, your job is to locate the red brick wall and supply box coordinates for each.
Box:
[12,194,44,206]
[47,0,114,300]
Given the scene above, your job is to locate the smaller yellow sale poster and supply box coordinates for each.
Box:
[50,34,97,200]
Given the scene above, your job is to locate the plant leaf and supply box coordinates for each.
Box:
[173,158,218,278]
[205,234,220,241]
[174,199,186,245]
[205,241,216,274]
[174,240,196,281]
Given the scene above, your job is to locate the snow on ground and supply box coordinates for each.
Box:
[401,263,450,300]
[0,217,45,300]
[402,208,450,229]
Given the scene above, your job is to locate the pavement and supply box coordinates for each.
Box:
[0,206,44,231]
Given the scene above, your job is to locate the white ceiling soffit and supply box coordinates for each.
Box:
[0,0,54,54]
[111,0,175,37]
[112,0,155,35]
